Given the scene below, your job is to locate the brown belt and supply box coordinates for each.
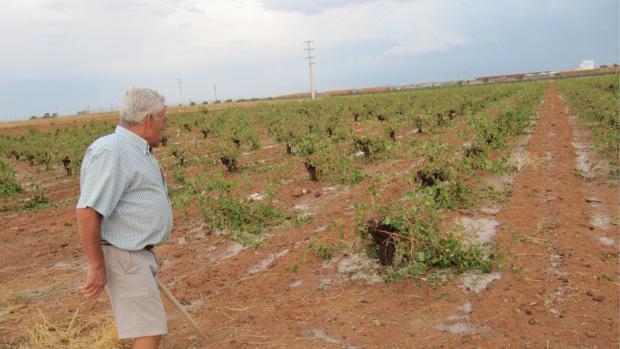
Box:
[101,240,154,251]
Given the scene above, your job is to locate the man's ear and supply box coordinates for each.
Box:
[145,114,153,128]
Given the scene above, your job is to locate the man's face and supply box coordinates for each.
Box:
[147,108,167,148]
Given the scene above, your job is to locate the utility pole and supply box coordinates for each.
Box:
[214,85,218,101]
[177,78,184,105]
[303,40,316,100]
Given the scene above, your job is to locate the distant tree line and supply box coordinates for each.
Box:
[30,112,58,120]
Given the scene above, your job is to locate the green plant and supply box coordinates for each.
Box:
[0,160,23,198]
[307,237,347,261]
[21,185,51,211]
[199,195,287,246]
[557,75,619,177]
[357,198,495,280]
[353,136,388,159]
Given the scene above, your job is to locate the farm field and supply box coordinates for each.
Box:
[0,75,618,348]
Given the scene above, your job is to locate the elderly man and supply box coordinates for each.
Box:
[76,87,172,349]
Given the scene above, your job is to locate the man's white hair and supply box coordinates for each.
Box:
[120,87,166,124]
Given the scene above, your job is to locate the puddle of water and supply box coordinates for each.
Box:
[247,192,266,201]
[322,185,344,194]
[544,285,569,318]
[337,254,382,284]
[549,253,563,268]
[509,147,529,171]
[486,174,515,192]
[217,243,245,261]
[599,236,615,246]
[289,279,302,288]
[459,271,502,293]
[456,217,499,245]
[318,278,333,290]
[293,204,314,218]
[435,301,483,335]
[247,248,289,275]
[576,153,591,175]
[304,328,359,349]
[459,302,473,314]
[591,215,612,230]
[571,141,587,150]
[435,322,478,335]
[308,328,339,344]
[314,225,328,233]
[571,141,595,178]
[549,308,562,318]
[53,261,73,269]
[480,206,501,216]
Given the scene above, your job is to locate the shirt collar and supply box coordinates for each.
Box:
[115,125,151,155]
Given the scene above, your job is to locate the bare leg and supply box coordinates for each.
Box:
[133,335,161,349]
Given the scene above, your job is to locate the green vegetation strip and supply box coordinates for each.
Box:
[556,74,620,178]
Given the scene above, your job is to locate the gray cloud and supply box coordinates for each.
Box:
[0,0,617,120]
[260,0,412,14]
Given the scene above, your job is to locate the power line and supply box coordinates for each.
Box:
[176,78,184,105]
[214,85,218,101]
[303,40,316,100]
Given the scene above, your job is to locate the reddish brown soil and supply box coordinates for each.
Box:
[1,83,618,348]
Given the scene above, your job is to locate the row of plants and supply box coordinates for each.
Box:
[159,83,545,255]
[0,121,114,175]
[154,81,538,183]
[355,81,546,280]
[169,169,290,247]
[556,74,619,177]
[1,79,540,275]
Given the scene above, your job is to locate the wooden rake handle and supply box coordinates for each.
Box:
[157,279,209,342]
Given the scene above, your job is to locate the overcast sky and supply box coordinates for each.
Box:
[0,0,618,121]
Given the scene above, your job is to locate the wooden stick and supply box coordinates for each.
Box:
[157,279,209,342]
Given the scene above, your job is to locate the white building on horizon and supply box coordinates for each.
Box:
[578,59,595,70]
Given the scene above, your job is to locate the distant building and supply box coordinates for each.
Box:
[475,73,525,83]
[578,60,595,70]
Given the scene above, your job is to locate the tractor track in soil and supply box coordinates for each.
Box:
[0,82,618,348]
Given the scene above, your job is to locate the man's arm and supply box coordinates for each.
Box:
[76,207,106,299]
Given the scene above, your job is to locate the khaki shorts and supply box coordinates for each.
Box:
[103,245,167,339]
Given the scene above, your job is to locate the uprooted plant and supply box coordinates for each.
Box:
[357,199,495,281]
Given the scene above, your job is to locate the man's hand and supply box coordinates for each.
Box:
[79,265,107,299]
[76,207,106,299]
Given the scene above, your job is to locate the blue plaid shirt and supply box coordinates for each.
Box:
[77,125,173,251]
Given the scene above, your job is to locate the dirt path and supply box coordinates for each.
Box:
[461,83,619,348]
